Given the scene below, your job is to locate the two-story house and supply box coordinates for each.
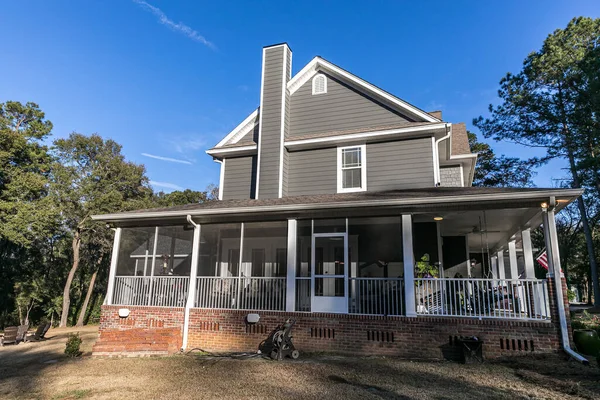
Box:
[92,43,581,360]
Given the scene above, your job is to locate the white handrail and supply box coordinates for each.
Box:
[414,277,550,320]
[195,277,286,311]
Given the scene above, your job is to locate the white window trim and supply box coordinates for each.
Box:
[337,144,367,193]
[312,73,327,95]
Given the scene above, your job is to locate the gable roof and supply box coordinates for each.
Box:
[209,55,442,152]
[287,57,441,123]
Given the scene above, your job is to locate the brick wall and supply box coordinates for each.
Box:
[187,309,559,359]
[94,279,569,359]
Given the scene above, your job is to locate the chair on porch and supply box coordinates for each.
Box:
[0,326,19,346]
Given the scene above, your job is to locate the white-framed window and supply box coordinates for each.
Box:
[312,74,327,95]
[337,145,367,193]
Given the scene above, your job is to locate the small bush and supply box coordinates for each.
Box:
[65,332,82,357]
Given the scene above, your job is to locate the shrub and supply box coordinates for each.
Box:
[65,332,82,357]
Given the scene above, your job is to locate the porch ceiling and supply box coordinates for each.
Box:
[415,208,542,252]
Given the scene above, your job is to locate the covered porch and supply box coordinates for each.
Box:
[99,188,580,323]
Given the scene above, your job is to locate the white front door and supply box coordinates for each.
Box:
[311,233,348,313]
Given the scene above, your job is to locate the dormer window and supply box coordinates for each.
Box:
[312,74,327,95]
[337,145,367,193]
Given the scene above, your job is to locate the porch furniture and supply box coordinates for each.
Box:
[26,322,51,342]
[0,326,18,346]
[17,324,29,343]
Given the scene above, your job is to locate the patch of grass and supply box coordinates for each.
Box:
[51,389,91,400]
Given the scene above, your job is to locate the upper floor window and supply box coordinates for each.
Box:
[312,74,327,95]
[337,145,367,193]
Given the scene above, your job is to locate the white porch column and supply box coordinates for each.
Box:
[491,255,498,284]
[497,250,506,281]
[508,240,519,279]
[521,228,536,278]
[105,228,122,306]
[147,226,159,306]
[286,219,297,312]
[402,214,416,317]
[182,219,201,350]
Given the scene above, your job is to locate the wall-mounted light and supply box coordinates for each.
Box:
[541,202,548,209]
[434,217,443,221]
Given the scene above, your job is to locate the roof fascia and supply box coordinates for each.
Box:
[205,144,258,157]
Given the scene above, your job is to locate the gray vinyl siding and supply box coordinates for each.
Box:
[222,156,257,200]
[257,46,285,199]
[367,139,434,190]
[281,50,292,196]
[288,147,337,196]
[289,73,414,138]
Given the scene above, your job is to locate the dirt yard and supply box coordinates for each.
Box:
[1,326,599,400]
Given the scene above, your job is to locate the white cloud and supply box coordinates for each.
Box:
[149,181,183,191]
[141,153,193,165]
[132,0,215,49]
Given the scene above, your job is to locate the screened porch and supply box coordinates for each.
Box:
[107,203,559,322]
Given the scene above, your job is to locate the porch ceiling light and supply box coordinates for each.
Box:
[434,217,443,221]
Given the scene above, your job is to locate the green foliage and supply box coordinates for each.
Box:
[415,254,439,278]
[468,131,535,187]
[64,332,82,357]
[473,16,600,305]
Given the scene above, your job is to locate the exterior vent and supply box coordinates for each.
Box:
[310,327,335,339]
[312,74,327,95]
[199,322,220,331]
[366,331,394,343]
[245,324,268,334]
[500,338,535,351]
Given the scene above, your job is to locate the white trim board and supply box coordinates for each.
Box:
[287,57,440,123]
[206,145,257,157]
[285,123,446,149]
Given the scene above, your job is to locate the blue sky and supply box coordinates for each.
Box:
[1,1,599,192]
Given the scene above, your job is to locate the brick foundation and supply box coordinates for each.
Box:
[93,278,570,359]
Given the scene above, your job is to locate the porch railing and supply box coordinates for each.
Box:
[195,277,286,311]
[349,277,404,316]
[414,278,550,320]
[112,276,189,307]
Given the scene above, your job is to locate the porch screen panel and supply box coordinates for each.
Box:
[348,216,404,315]
[113,227,156,306]
[197,223,241,277]
[295,220,312,311]
[195,223,241,309]
[241,221,287,310]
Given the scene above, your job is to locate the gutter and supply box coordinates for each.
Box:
[91,188,584,222]
[433,124,451,185]
[544,199,588,365]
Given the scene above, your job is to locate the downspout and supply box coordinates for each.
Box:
[182,215,201,351]
[434,124,451,186]
[544,199,588,364]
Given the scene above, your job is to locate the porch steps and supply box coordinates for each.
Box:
[92,327,182,357]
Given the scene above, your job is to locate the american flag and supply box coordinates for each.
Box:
[536,250,549,270]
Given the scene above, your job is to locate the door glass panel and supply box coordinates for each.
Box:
[315,247,324,275]
[315,278,345,297]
